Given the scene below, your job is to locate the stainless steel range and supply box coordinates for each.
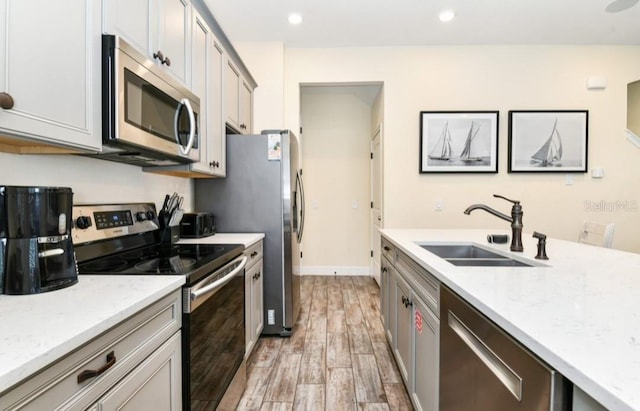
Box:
[72,203,247,410]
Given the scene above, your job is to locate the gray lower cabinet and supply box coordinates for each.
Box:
[91,332,181,411]
[412,293,439,411]
[244,240,264,357]
[0,290,182,410]
[381,237,439,411]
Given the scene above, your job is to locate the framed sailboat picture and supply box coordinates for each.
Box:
[508,110,588,172]
[419,111,499,173]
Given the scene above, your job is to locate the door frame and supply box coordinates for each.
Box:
[370,123,383,284]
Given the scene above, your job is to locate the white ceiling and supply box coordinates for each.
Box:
[204,0,640,47]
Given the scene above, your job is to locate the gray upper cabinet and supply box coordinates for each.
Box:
[103,0,191,86]
[225,59,253,134]
[0,0,102,152]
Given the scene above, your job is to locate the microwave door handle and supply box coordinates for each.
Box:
[175,98,196,155]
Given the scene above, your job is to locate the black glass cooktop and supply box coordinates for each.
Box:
[77,243,243,285]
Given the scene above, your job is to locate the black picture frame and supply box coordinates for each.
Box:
[419,111,499,173]
[508,110,588,173]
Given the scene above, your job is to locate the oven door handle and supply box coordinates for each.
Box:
[190,256,247,302]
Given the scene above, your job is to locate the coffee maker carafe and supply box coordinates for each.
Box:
[0,186,78,294]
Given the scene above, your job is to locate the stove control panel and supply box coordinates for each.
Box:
[72,203,159,245]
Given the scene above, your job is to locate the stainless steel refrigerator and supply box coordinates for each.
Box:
[194,130,304,336]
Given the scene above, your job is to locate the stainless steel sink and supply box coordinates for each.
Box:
[420,244,507,259]
[445,258,534,267]
[418,243,538,267]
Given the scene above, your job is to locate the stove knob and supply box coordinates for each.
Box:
[136,212,148,222]
[75,216,92,230]
[146,210,156,221]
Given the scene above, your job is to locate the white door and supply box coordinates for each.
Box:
[370,126,383,285]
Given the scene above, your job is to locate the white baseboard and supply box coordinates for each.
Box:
[300,266,371,276]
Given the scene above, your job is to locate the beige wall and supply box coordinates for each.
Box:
[0,152,193,211]
[234,41,285,132]
[276,45,640,253]
[300,86,373,274]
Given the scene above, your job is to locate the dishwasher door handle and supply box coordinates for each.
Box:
[448,310,523,401]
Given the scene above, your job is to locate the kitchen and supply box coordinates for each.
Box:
[1,0,640,410]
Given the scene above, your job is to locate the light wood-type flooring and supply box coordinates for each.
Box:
[237,275,413,410]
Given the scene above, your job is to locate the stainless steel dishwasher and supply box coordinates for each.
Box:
[440,286,570,411]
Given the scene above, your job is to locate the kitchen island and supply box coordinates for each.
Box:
[0,275,184,396]
[381,229,640,411]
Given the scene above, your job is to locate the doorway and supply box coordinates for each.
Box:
[299,83,383,279]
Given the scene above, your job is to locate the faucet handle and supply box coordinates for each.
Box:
[493,194,520,205]
[532,231,549,260]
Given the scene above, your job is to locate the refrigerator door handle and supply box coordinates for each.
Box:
[296,171,305,243]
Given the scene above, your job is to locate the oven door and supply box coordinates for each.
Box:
[182,255,247,410]
[104,34,200,163]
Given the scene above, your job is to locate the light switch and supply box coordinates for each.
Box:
[352,200,358,209]
[435,199,443,211]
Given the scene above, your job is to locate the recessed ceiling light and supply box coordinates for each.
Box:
[288,13,303,25]
[605,0,639,12]
[439,10,456,22]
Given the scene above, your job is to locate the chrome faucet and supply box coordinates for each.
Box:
[464,194,524,252]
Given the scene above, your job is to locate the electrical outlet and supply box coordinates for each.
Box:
[435,199,443,211]
[565,174,574,185]
[267,309,275,325]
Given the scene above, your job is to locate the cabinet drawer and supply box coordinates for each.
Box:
[381,238,396,263]
[1,290,181,411]
[396,251,439,317]
[245,241,263,270]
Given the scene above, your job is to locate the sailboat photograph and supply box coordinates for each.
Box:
[459,121,487,163]
[508,110,588,173]
[428,121,453,161]
[420,111,499,173]
[530,118,563,166]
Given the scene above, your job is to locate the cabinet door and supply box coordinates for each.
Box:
[412,294,439,411]
[208,40,225,176]
[157,0,190,85]
[394,273,412,385]
[252,258,264,341]
[245,261,261,356]
[225,60,240,128]
[95,332,182,411]
[189,11,210,174]
[239,79,252,134]
[0,0,101,151]
[102,0,154,56]
[380,257,391,343]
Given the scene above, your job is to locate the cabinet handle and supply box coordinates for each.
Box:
[250,251,258,258]
[153,51,171,66]
[253,271,261,280]
[0,92,14,110]
[77,351,116,384]
[209,161,220,168]
[381,267,388,273]
[383,246,391,251]
[401,295,412,308]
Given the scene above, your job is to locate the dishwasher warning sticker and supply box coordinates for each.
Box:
[415,309,423,335]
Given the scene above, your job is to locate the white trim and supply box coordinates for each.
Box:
[625,129,640,149]
[300,266,371,276]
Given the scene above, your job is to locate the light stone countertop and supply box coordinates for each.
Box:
[0,275,185,394]
[177,232,264,247]
[381,228,640,411]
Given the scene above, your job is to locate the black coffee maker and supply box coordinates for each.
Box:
[0,186,78,294]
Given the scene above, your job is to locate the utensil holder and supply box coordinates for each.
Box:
[158,211,180,245]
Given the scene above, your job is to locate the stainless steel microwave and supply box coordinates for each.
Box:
[95,34,200,167]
